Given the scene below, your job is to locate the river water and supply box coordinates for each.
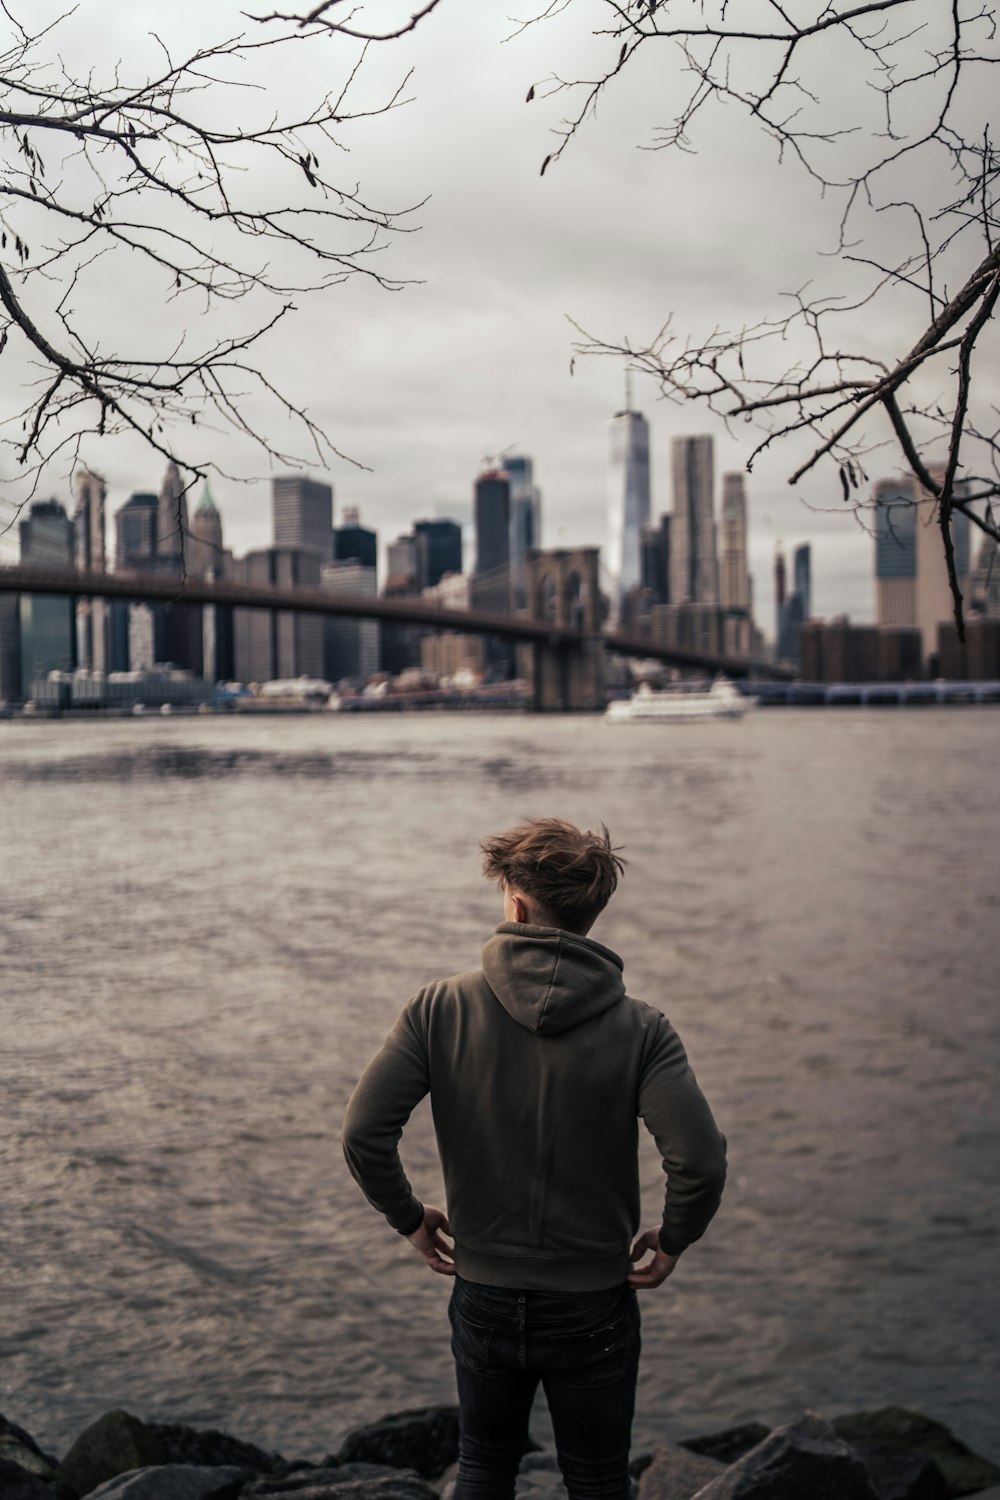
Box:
[1,710,998,1465]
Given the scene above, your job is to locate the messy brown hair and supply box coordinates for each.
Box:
[481,817,625,933]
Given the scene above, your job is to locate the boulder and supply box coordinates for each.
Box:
[0,1413,58,1469]
[638,1441,725,1500]
[148,1422,294,1477]
[56,1410,167,1497]
[88,1465,246,1499]
[246,1466,437,1500]
[0,1456,65,1500]
[679,1426,771,1465]
[0,1432,58,1480]
[861,1444,947,1500]
[689,1411,881,1500]
[334,1409,459,1480]
[833,1409,1000,1498]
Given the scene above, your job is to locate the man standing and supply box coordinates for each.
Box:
[343,818,727,1500]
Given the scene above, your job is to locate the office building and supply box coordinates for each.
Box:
[157,461,189,565]
[640,516,671,606]
[272,475,333,559]
[474,471,511,585]
[386,533,418,588]
[793,543,811,621]
[719,474,751,611]
[233,546,323,683]
[321,560,379,684]
[874,476,918,627]
[970,532,1000,617]
[333,507,377,573]
[607,407,651,615]
[188,483,225,576]
[73,466,108,672]
[115,492,158,570]
[670,435,718,607]
[505,455,542,612]
[415,519,462,590]
[19,499,76,686]
[774,546,786,648]
[0,592,21,702]
[915,468,970,662]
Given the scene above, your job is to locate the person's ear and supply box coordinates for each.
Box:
[512,893,530,924]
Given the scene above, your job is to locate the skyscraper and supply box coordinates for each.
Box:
[73,466,107,671]
[874,476,917,627]
[322,559,379,683]
[607,407,651,613]
[233,547,323,682]
[475,471,511,583]
[414,519,463,590]
[188,483,225,575]
[719,473,751,611]
[505,455,542,612]
[115,492,159,569]
[670,435,717,606]
[333,506,377,573]
[272,475,333,559]
[19,499,76,686]
[793,543,812,621]
[874,469,970,659]
[157,461,189,565]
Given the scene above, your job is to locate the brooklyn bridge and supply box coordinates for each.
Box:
[0,556,785,711]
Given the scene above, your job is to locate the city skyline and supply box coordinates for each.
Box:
[0,5,971,626]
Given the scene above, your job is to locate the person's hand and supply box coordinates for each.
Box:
[627,1227,678,1289]
[406,1205,456,1275]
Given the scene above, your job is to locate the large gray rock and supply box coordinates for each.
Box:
[0,1432,57,1480]
[861,1444,947,1500]
[0,1413,58,1469]
[679,1426,771,1466]
[0,1456,62,1500]
[88,1465,245,1499]
[334,1409,459,1480]
[246,1467,436,1500]
[690,1411,881,1500]
[833,1409,1000,1498]
[56,1410,167,1497]
[147,1422,292,1477]
[638,1442,725,1500]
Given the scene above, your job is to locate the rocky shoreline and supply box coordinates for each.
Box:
[2,1403,999,1500]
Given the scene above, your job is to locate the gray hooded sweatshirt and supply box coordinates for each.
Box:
[343,922,727,1291]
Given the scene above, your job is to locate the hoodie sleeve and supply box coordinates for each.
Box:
[637,1015,727,1256]
[342,999,429,1235]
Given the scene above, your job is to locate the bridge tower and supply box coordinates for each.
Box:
[525,548,605,711]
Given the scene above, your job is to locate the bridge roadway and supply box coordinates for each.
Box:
[0,564,785,680]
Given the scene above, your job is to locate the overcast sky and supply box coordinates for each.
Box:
[2,0,997,629]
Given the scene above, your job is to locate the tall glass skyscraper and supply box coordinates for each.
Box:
[670,435,718,606]
[607,407,651,614]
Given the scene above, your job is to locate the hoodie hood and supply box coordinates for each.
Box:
[481,922,625,1035]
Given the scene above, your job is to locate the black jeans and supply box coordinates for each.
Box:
[449,1276,641,1500]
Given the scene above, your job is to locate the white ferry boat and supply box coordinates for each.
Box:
[605,676,753,722]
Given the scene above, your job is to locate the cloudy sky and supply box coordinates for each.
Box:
[1,0,996,629]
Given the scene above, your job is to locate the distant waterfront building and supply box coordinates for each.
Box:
[386,533,418,588]
[233,546,323,682]
[73,466,108,672]
[639,516,671,606]
[793,543,811,621]
[474,470,511,584]
[970,531,1000,618]
[670,435,718,606]
[0,592,21,702]
[774,546,786,649]
[874,476,918,628]
[188,483,225,576]
[719,474,751,612]
[322,559,379,684]
[607,406,651,615]
[414,518,462,590]
[115,492,159,569]
[19,499,76,687]
[505,455,542,612]
[333,507,377,574]
[157,461,189,565]
[272,475,333,559]
[874,469,971,661]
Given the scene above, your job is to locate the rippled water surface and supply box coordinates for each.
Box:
[2,711,998,1463]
